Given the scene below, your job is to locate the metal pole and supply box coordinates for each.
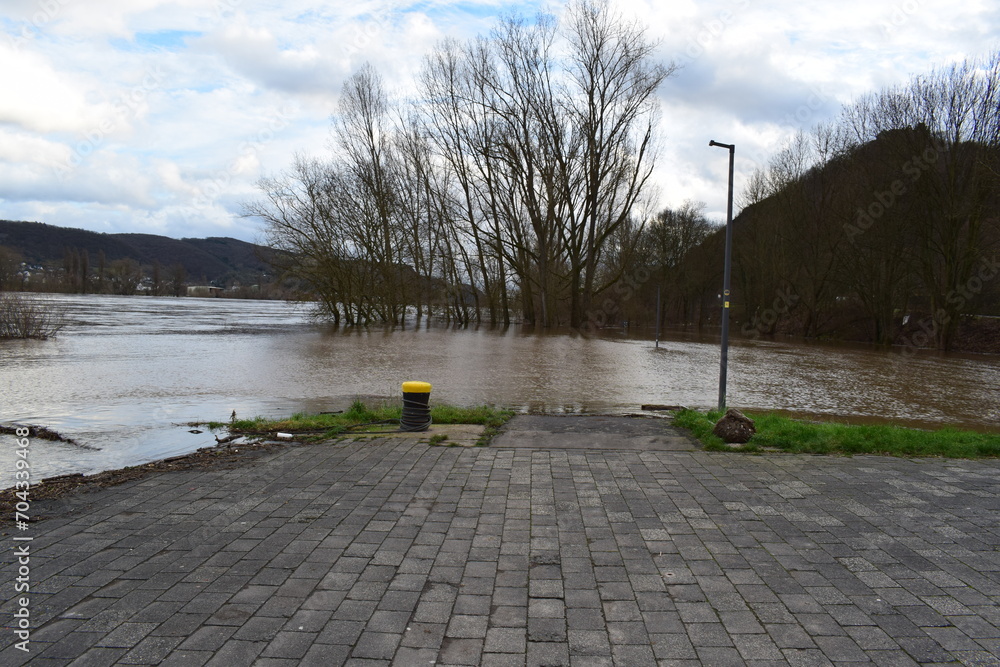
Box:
[709,140,735,412]
[655,284,661,349]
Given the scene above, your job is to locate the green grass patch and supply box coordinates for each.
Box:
[212,400,513,445]
[674,409,1000,458]
[672,409,728,451]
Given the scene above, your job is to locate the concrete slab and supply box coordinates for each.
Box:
[346,423,486,447]
[490,414,697,451]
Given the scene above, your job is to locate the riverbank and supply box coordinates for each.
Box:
[5,293,1000,491]
[9,406,1000,529]
[0,402,511,526]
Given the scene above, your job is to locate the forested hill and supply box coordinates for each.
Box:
[0,220,274,284]
[677,124,1000,351]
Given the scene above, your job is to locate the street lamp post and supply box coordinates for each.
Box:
[709,139,735,412]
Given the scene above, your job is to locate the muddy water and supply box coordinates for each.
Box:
[2,294,999,487]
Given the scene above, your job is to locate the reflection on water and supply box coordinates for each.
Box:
[2,293,999,487]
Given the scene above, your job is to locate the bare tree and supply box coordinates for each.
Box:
[639,201,713,326]
[97,250,107,293]
[563,0,675,327]
[170,263,186,297]
[0,246,23,291]
[247,157,351,323]
[422,38,509,324]
[79,250,89,294]
[333,64,409,323]
[108,259,142,296]
[151,260,163,296]
[249,2,674,329]
[418,1,673,326]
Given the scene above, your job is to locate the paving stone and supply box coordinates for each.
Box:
[612,643,658,665]
[453,593,492,615]
[117,635,183,664]
[446,614,489,639]
[6,432,1000,667]
[438,637,484,665]
[528,598,565,619]
[812,635,868,662]
[64,647,130,666]
[202,639,265,666]
[95,623,159,648]
[567,629,610,656]
[314,619,365,646]
[349,631,400,660]
[157,649,213,666]
[177,626,236,652]
[232,616,286,642]
[526,640,570,667]
[528,617,567,643]
[31,631,103,659]
[485,627,527,654]
[650,632,697,660]
[491,605,528,628]
[300,642,351,665]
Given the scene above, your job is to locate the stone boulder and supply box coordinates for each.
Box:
[712,408,756,444]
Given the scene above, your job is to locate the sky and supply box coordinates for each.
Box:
[1,0,998,244]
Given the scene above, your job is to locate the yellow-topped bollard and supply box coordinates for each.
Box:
[400,381,432,432]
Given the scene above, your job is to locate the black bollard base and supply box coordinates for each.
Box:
[401,381,432,432]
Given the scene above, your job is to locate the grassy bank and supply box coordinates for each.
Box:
[674,409,1000,458]
[216,400,514,446]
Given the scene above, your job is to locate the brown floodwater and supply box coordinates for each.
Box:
[1,293,998,487]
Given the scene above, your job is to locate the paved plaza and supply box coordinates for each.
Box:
[2,417,1000,665]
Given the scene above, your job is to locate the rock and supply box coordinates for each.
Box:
[712,408,756,443]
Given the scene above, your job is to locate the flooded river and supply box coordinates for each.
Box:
[2,293,999,487]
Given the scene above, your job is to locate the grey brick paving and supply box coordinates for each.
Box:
[2,425,1000,665]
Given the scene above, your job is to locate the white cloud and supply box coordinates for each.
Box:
[0,44,109,133]
[0,128,72,166]
[0,0,998,240]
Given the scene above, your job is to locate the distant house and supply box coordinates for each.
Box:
[186,286,224,297]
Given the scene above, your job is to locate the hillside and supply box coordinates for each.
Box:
[646,125,1000,351]
[0,220,275,285]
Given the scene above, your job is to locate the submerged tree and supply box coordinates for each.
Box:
[108,259,142,296]
[248,0,673,327]
[0,246,23,291]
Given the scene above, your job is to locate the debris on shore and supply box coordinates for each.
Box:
[1,424,83,447]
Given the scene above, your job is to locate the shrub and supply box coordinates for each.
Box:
[0,292,66,339]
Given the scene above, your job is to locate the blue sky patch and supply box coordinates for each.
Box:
[112,30,201,52]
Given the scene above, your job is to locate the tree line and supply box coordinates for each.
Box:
[249,3,999,350]
[727,52,1000,350]
[480,53,1000,350]
[0,245,189,296]
[514,51,1000,350]
[0,244,302,299]
[247,0,674,326]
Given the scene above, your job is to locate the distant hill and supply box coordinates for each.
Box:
[0,220,277,285]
